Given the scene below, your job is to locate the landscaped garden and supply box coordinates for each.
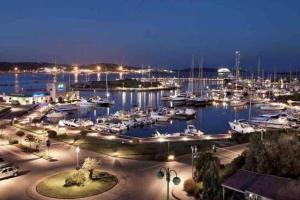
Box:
[36,157,118,199]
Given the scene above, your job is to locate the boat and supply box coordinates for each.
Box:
[46,111,67,122]
[153,130,180,138]
[186,96,210,106]
[251,114,291,129]
[75,98,95,107]
[182,125,204,136]
[59,119,94,128]
[54,104,79,112]
[173,108,196,119]
[170,93,186,106]
[89,96,115,107]
[259,103,286,111]
[150,111,170,122]
[229,119,256,134]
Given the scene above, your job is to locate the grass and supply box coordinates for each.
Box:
[57,134,220,161]
[36,170,117,199]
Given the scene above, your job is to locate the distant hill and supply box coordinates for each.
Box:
[0,62,138,71]
[176,67,218,73]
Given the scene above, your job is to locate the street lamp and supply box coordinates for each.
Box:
[76,146,80,170]
[156,167,181,200]
[191,145,197,179]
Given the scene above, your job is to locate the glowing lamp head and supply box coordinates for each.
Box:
[106,92,110,97]
[156,171,164,179]
[173,177,181,185]
[14,67,18,71]
[119,65,123,71]
[97,66,101,71]
[76,146,80,153]
[168,154,175,161]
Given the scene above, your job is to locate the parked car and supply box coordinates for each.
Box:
[0,166,18,179]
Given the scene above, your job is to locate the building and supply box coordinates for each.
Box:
[46,82,79,103]
[222,170,300,200]
[3,92,50,105]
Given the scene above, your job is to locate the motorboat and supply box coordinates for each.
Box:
[259,103,286,111]
[170,94,186,106]
[186,96,210,106]
[228,119,256,134]
[75,98,95,107]
[150,111,170,122]
[153,130,181,138]
[182,125,204,136]
[54,104,79,112]
[251,114,291,129]
[173,108,196,119]
[46,111,67,122]
[59,119,94,128]
[89,97,115,107]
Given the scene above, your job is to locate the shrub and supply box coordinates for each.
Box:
[9,138,19,145]
[47,130,57,138]
[64,170,86,187]
[184,178,197,195]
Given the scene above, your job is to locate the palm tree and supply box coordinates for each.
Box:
[25,134,36,149]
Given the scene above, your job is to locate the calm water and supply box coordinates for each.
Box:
[0,72,258,137]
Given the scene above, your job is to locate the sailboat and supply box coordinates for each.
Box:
[90,71,115,107]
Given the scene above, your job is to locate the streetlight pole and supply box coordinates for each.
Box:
[76,146,80,170]
[156,167,181,200]
[191,145,197,179]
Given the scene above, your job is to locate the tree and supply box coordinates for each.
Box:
[25,134,36,149]
[195,152,221,199]
[16,131,25,144]
[82,157,98,180]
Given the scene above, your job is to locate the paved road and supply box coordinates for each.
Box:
[0,127,247,200]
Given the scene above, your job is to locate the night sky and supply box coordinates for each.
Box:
[1,0,300,71]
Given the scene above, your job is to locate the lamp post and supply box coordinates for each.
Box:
[76,146,80,170]
[156,167,181,200]
[191,145,197,179]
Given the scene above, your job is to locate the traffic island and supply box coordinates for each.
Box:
[36,170,118,199]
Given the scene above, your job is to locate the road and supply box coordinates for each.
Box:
[0,127,247,200]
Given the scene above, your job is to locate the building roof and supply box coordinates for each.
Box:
[222,170,300,200]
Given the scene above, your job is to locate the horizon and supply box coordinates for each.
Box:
[1,1,300,70]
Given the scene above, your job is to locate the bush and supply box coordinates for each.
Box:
[184,178,197,195]
[64,170,86,187]
[9,138,19,145]
[47,130,57,138]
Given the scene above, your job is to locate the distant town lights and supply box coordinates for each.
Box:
[97,65,101,71]
[119,65,123,71]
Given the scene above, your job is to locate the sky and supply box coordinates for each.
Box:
[0,0,300,71]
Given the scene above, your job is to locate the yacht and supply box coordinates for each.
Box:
[54,104,79,112]
[182,125,204,136]
[251,114,291,129]
[76,98,95,107]
[59,119,94,128]
[229,119,256,134]
[259,103,286,111]
[89,96,115,107]
[150,111,170,122]
[186,95,210,106]
[170,94,186,106]
[173,108,196,119]
[46,111,67,122]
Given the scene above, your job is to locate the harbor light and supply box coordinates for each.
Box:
[106,92,110,97]
[119,65,123,71]
[14,67,18,72]
[97,65,101,71]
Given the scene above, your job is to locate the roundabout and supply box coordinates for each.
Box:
[35,170,118,199]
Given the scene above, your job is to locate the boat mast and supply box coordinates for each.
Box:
[106,66,109,100]
[191,55,194,93]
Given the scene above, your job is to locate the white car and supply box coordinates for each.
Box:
[0,166,18,179]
